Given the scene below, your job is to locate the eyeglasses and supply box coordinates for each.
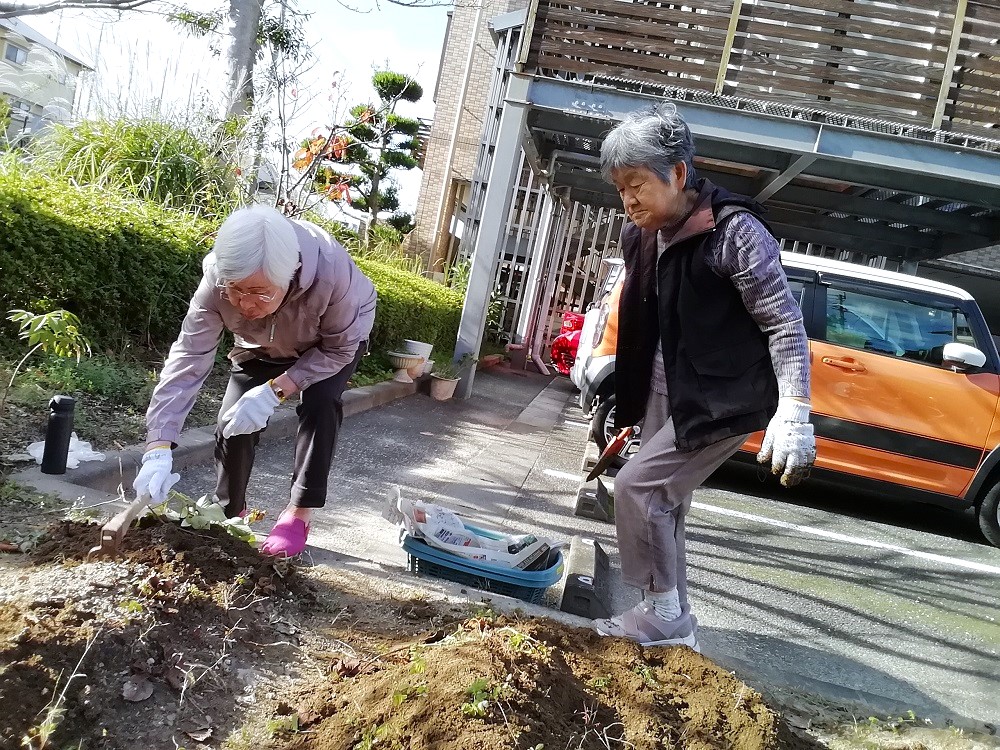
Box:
[216,281,278,304]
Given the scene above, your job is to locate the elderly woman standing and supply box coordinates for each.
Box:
[133,205,377,557]
[592,103,814,649]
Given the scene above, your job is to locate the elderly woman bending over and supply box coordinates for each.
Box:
[134,205,377,557]
[592,103,815,649]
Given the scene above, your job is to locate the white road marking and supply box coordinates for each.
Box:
[544,469,583,482]
[563,420,591,429]
[691,501,1000,576]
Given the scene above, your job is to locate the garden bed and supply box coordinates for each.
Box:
[1,517,811,750]
[2,516,997,750]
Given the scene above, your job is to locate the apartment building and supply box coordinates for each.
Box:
[1,17,91,140]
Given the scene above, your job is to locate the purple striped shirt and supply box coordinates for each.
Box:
[651,212,811,400]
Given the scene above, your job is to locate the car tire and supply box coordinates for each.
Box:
[591,394,633,470]
[978,481,1000,548]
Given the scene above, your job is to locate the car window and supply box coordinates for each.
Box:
[823,284,978,365]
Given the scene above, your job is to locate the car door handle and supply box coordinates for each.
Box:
[822,357,867,372]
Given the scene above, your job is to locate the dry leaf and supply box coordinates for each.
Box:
[122,676,154,702]
[165,665,186,692]
[184,727,213,742]
[332,657,361,678]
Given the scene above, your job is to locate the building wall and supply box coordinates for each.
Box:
[0,27,84,138]
[408,0,523,274]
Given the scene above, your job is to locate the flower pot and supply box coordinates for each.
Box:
[402,340,433,364]
[430,374,460,401]
[387,351,425,384]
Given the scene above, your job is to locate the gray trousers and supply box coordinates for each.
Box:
[614,391,747,608]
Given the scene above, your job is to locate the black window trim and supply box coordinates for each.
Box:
[783,267,821,337]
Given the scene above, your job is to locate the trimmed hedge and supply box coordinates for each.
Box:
[355,257,462,354]
[0,165,213,349]
[0,165,462,358]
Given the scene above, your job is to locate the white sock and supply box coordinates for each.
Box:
[644,588,682,621]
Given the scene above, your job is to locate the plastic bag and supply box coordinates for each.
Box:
[383,485,563,570]
[26,432,106,469]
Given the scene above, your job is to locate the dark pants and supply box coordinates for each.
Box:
[214,346,364,517]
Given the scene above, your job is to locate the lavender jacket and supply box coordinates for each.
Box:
[145,219,377,447]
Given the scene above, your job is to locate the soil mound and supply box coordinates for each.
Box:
[2,519,304,750]
[282,615,820,750]
[31,517,296,592]
[3,521,819,750]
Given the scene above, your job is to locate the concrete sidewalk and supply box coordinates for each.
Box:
[170,368,616,599]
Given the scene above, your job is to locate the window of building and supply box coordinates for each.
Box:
[4,43,28,65]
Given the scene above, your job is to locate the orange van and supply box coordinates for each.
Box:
[574,252,1000,546]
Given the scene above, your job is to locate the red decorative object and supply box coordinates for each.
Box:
[550,311,585,375]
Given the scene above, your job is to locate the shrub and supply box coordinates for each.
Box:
[355,257,462,355]
[0,161,212,351]
[0,162,462,359]
[31,118,240,219]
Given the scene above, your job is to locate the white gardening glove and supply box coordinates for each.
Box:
[221,382,281,439]
[133,447,180,504]
[757,397,816,488]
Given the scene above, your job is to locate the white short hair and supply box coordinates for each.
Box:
[212,205,300,286]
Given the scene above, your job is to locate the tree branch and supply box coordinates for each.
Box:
[0,0,162,18]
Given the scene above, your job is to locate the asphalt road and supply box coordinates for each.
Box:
[175,369,1000,731]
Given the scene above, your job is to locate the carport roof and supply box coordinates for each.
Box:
[523,75,1000,263]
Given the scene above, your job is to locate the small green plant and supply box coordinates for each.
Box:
[353,723,391,750]
[633,663,658,687]
[460,677,508,719]
[408,651,427,675]
[391,682,427,707]
[20,631,99,749]
[587,675,612,690]
[432,360,460,380]
[266,714,299,736]
[468,604,498,623]
[445,258,472,297]
[2,309,91,415]
[434,353,478,381]
[149,491,255,543]
[503,628,551,658]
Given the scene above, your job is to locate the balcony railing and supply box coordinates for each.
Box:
[521,0,1000,137]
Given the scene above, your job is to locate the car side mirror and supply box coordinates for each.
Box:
[941,342,987,371]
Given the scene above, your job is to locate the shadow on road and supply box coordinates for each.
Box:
[707,461,986,546]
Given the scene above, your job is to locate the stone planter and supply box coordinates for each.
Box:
[506,343,528,370]
[402,340,434,374]
[388,352,425,384]
[429,374,460,401]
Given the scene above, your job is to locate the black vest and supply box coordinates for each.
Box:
[614,185,779,451]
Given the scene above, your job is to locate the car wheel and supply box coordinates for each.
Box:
[978,481,1000,547]
[590,393,642,469]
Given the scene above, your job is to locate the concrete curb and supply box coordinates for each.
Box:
[12,377,422,498]
[558,535,611,619]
